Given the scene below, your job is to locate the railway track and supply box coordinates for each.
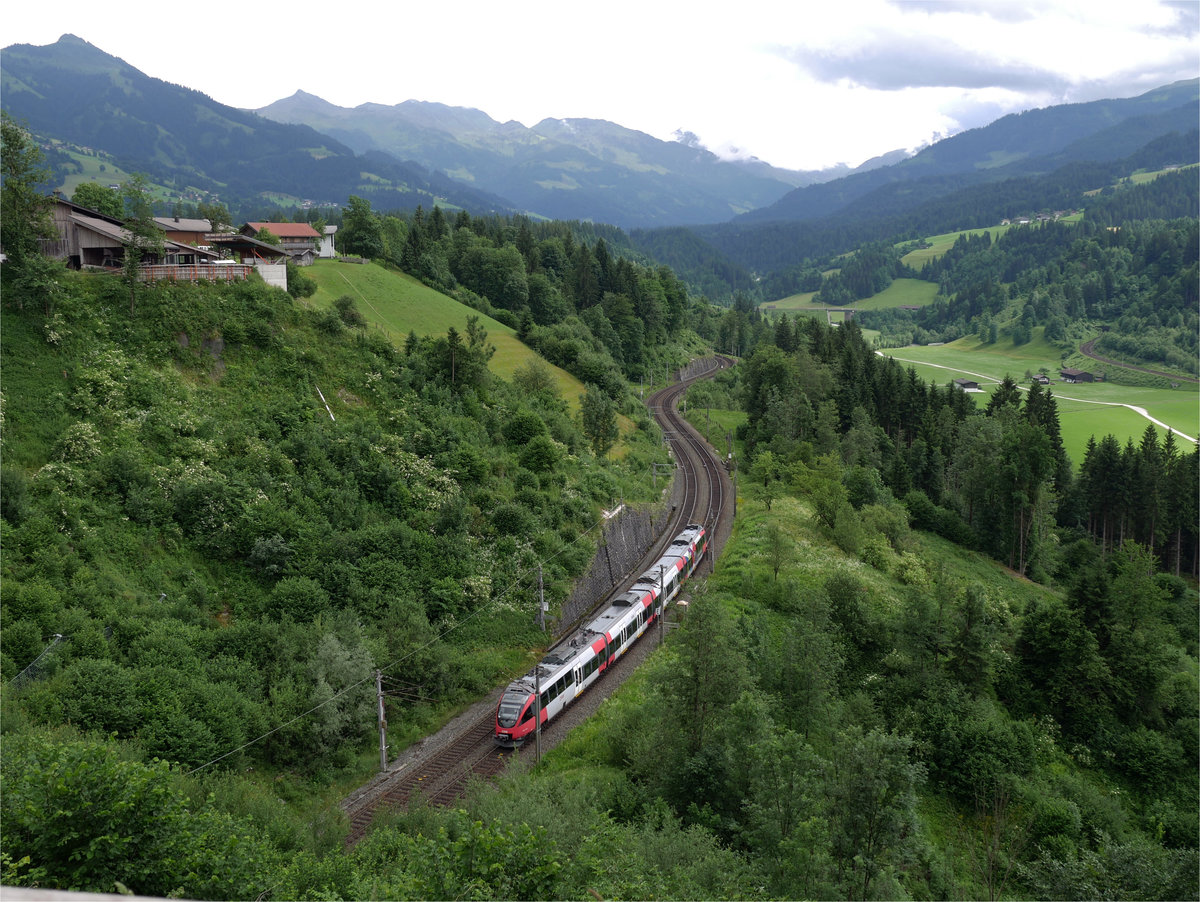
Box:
[342,355,734,845]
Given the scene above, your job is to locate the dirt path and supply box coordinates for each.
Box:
[1079,339,1199,385]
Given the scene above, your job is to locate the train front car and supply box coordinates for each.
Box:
[495,629,605,747]
[494,676,537,747]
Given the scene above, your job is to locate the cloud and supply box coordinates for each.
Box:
[782,37,1074,92]
[885,0,1039,24]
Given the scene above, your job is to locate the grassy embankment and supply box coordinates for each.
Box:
[307,259,589,409]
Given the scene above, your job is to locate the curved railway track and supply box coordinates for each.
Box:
[343,355,734,845]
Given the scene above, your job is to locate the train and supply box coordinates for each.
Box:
[495,523,708,747]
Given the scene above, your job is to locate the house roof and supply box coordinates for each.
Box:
[155,216,212,232]
[243,221,321,239]
[67,211,216,259]
[210,233,290,259]
[70,211,130,244]
[1060,368,1090,377]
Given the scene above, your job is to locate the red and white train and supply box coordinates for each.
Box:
[495,523,708,746]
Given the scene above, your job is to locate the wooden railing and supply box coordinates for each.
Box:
[138,263,253,283]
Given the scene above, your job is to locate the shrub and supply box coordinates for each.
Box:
[333,295,366,328]
[520,434,560,473]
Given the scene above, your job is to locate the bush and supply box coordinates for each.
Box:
[520,434,561,473]
[333,295,366,328]
[0,733,275,898]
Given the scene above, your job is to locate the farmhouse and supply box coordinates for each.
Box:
[241,222,321,264]
[318,225,338,258]
[42,197,220,273]
[154,216,215,246]
[1032,374,1052,385]
[953,378,982,392]
[35,197,291,289]
[1060,368,1095,383]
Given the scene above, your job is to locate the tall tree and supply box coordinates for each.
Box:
[0,113,55,279]
[340,195,384,259]
[71,182,123,218]
[580,384,618,457]
[120,174,164,315]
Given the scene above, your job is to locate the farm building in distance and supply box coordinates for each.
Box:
[953,378,982,392]
[1060,368,1097,383]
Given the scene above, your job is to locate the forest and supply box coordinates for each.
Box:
[1,113,1197,900]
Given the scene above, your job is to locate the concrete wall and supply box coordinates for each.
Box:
[254,262,287,291]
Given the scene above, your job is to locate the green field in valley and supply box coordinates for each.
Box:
[307,259,588,410]
[879,336,1199,467]
[764,278,938,314]
[898,217,1082,267]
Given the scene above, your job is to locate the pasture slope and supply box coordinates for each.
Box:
[763,278,938,315]
[306,259,588,410]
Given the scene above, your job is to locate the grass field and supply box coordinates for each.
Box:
[879,336,1199,466]
[306,259,589,410]
[1127,162,1197,185]
[900,226,1015,267]
[764,278,938,314]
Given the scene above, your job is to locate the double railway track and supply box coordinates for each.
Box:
[342,355,734,845]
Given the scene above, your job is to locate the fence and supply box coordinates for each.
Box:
[557,471,685,633]
[138,263,253,283]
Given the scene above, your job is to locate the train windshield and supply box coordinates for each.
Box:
[497,692,527,728]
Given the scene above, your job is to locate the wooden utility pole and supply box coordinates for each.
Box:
[375,669,387,773]
[537,564,545,632]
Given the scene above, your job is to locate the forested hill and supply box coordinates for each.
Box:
[639,128,1199,297]
[737,78,1199,226]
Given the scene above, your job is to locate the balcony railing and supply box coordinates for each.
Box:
[138,263,253,283]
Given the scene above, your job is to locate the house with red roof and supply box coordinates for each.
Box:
[240,222,321,265]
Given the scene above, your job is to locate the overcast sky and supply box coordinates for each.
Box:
[4,0,1198,171]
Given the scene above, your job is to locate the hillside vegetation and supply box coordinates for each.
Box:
[305,260,589,407]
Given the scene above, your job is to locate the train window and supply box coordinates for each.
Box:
[521,704,535,724]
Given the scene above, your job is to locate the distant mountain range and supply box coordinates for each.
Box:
[252,90,884,227]
[739,79,1199,226]
[0,35,516,216]
[1,34,897,227]
[1,34,1195,245]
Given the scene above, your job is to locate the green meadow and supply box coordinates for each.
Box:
[764,278,938,314]
[900,225,1015,267]
[878,336,1198,467]
[307,259,588,409]
[1127,162,1197,185]
[898,217,1082,267]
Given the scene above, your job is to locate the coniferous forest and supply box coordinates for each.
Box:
[1,108,1197,900]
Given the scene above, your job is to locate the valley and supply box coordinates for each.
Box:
[1,30,1197,902]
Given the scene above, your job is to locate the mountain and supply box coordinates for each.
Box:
[255,92,804,228]
[739,79,1199,225]
[0,35,515,215]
